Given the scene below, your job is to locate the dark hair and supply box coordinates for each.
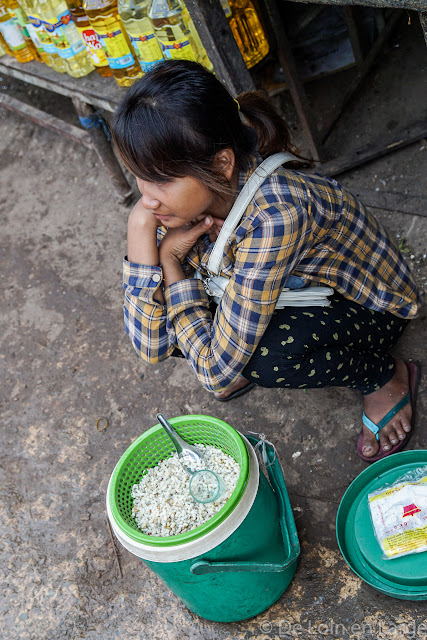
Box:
[112,60,299,196]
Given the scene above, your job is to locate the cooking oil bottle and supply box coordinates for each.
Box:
[225,0,269,69]
[66,0,111,75]
[118,0,163,72]
[84,0,143,86]
[10,0,52,64]
[5,0,44,61]
[26,0,67,71]
[180,1,212,70]
[148,0,203,65]
[0,0,35,60]
[41,0,94,77]
[21,0,56,67]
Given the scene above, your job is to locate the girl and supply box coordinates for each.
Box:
[113,60,420,463]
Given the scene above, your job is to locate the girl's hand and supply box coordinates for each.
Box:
[128,197,160,233]
[127,197,160,265]
[159,216,214,264]
[207,216,225,243]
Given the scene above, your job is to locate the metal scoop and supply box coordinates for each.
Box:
[156,413,205,473]
[156,413,224,503]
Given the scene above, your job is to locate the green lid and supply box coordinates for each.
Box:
[336,450,427,600]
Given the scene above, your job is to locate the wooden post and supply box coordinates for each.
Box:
[71,97,134,205]
[184,0,255,95]
[261,0,326,161]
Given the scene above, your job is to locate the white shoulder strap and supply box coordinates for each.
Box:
[207,152,298,275]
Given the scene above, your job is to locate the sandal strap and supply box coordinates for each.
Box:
[362,392,411,441]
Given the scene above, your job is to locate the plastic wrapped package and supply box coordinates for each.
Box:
[368,465,427,560]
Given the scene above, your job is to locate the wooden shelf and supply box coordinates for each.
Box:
[0,56,124,112]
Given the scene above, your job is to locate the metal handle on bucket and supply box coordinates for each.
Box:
[190,437,300,575]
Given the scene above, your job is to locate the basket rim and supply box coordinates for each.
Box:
[108,415,249,546]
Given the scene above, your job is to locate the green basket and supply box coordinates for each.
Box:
[108,415,250,547]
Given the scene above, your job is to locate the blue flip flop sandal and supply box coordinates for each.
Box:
[357,360,419,463]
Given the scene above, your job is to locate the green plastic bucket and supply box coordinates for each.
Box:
[107,416,300,622]
[337,449,427,600]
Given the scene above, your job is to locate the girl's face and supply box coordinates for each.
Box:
[134,149,236,228]
[136,175,223,228]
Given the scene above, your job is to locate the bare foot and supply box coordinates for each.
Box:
[214,376,252,400]
[361,359,412,457]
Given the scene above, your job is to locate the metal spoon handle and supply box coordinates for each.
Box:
[156,413,186,455]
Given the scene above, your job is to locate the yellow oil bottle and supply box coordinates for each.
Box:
[118,0,163,73]
[66,0,111,75]
[224,0,269,69]
[148,0,203,65]
[0,0,35,60]
[40,0,94,77]
[13,0,52,64]
[26,0,67,71]
[5,0,44,61]
[84,0,143,86]
[180,2,212,70]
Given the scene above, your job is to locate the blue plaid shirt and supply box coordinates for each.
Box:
[123,162,420,392]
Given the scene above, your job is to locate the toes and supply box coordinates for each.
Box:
[362,428,379,457]
[387,426,400,446]
[379,430,394,452]
[401,416,412,433]
[394,419,409,441]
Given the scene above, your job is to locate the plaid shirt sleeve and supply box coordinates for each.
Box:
[123,258,178,362]
[164,200,308,391]
[122,224,198,363]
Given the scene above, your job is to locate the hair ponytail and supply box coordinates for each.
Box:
[237,90,299,159]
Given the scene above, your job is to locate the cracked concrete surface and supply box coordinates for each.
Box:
[1,14,426,640]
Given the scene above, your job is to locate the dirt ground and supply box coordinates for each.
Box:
[0,14,426,640]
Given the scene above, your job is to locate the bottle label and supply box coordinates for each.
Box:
[161,38,196,62]
[25,22,43,51]
[98,29,135,70]
[28,15,55,54]
[0,18,26,51]
[8,7,31,40]
[77,27,108,67]
[44,11,85,60]
[129,31,163,71]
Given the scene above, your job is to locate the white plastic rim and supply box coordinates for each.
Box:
[106,433,259,563]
